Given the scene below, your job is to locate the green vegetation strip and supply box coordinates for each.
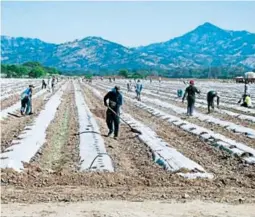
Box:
[39,105,70,170]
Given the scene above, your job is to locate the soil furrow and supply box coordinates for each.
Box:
[91,84,255,186]
[96,82,255,148]
[1,88,42,110]
[29,82,80,173]
[1,80,255,205]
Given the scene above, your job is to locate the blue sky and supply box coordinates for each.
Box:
[1,1,255,47]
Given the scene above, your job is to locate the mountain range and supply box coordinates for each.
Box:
[1,22,255,72]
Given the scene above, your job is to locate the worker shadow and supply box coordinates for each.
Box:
[73,131,102,136]
[117,134,139,141]
[7,112,22,118]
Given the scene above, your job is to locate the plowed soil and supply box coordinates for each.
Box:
[1,81,255,216]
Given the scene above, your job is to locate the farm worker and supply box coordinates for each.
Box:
[127,82,131,92]
[241,94,252,108]
[207,91,220,113]
[20,84,34,115]
[182,80,200,116]
[104,86,123,140]
[42,79,47,89]
[51,76,56,92]
[244,80,250,95]
[177,89,183,98]
[135,80,143,101]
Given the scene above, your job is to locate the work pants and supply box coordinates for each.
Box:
[106,109,120,137]
[207,99,214,113]
[187,100,195,116]
[21,97,31,115]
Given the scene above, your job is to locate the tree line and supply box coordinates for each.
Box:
[118,67,255,79]
[1,62,61,78]
[1,61,254,79]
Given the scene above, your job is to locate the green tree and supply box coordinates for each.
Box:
[119,69,128,78]
[1,64,7,75]
[19,66,29,77]
[29,66,46,78]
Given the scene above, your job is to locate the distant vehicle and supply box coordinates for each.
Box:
[235,76,244,83]
[235,72,255,83]
[245,72,255,83]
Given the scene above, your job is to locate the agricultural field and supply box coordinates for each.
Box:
[1,78,255,216]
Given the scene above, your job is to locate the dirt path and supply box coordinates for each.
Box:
[96,83,255,148]
[145,100,255,149]
[30,82,80,173]
[1,94,20,110]
[1,81,255,205]
[144,91,255,130]
[1,88,41,110]
[80,84,170,180]
[2,200,255,217]
[89,85,255,187]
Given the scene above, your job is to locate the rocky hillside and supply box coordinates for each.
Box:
[1,23,255,71]
[136,22,255,69]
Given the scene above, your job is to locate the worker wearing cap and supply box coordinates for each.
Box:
[207,91,220,113]
[104,86,123,139]
[182,80,200,116]
[20,84,34,115]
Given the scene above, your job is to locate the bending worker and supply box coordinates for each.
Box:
[20,84,34,115]
[177,89,183,98]
[104,86,123,140]
[182,80,200,116]
[207,91,220,113]
[241,94,252,108]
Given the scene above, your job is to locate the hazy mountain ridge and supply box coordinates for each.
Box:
[1,22,255,71]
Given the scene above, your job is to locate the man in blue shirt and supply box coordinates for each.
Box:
[104,86,123,140]
[20,84,34,115]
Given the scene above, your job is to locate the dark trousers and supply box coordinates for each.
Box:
[42,83,47,89]
[106,109,119,137]
[20,97,31,114]
[207,99,214,113]
[136,91,141,101]
[187,100,195,116]
[241,102,248,107]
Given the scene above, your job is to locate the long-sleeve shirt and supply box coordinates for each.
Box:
[182,85,200,103]
[207,91,220,106]
[104,89,123,113]
[245,96,252,107]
